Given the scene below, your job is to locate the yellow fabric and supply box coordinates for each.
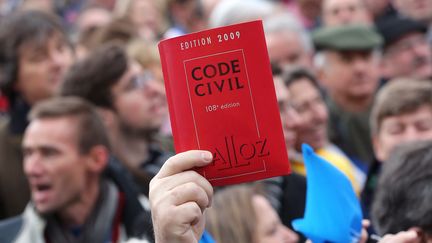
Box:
[291,148,360,195]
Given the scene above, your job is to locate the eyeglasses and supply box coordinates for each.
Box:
[124,71,155,92]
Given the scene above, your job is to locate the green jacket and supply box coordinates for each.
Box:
[325,96,374,169]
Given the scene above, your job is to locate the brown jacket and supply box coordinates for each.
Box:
[0,117,29,219]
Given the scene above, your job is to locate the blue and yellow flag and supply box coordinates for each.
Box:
[292,144,362,243]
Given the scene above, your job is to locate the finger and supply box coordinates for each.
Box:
[150,170,213,207]
[174,202,206,243]
[362,219,370,228]
[379,230,419,243]
[379,235,390,243]
[153,202,204,243]
[173,201,204,227]
[395,230,419,242]
[149,172,214,212]
[360,220,370,243]
[156,150,213,178]
[169,182,211,210]
[160,170,213,206]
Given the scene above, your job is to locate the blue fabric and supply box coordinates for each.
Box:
[292,144,363,243]
[199,230,215,243]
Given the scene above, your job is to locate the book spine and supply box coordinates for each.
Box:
[158,42,182,153]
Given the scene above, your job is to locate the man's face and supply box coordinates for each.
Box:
[111,61,167,135]
[363,0,390,18]
[130,0,162,36]
[266,31,312,70]
[274,76,303,150]
[393,0,432,23]
[23,117,91,214]
[322,0,371,26]
[298,0,323,19]
[382,32,432,80]
[288,78,329,150]
[374,104,432,161]
[321,50,379,102]
[76,7,111,33]
[16,33,74,105]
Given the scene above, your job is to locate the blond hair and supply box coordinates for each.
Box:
[206,184,262,243]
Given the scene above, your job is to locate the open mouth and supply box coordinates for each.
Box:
[31,182,55,210]
[150,102,167,115]
[36,184,52,192]
[32,183,53,202]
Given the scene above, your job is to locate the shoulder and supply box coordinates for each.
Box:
[0,215,24,243]
[0,116,21,147]
[0,116,9,137]
[0,115,22,171]
[0,204,47,243]
[282,173,307,191]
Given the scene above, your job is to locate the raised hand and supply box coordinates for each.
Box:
[149,150,214,243]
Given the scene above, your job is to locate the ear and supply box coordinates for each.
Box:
[86,145,109,173]
[380,56,393,80]
[313,52,329,87]
[316,67,328,87]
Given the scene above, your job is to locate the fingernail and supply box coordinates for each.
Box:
[201,151,213,162]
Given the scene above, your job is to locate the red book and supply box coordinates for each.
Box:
[158,20,290,186]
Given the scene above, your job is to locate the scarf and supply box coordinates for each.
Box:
[44,180,119,243]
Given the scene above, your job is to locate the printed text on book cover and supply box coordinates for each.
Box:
[159,20,290,185]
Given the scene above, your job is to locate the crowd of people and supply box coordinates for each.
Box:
[0,0,431,242]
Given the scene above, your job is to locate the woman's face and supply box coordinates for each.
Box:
[253,195,299,243]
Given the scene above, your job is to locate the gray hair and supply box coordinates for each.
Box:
[263,13,314,53]
[209,0,277,27]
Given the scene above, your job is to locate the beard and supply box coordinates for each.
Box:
[118,120,160,141]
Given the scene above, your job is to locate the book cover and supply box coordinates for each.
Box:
[158,20,290,186]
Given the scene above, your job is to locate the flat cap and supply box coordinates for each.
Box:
[375,14,427,47]
[312,24,383,51]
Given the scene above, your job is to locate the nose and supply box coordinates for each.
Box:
[46,49,67,73]
[353,57,368,73]
[24,153,45,178]
[285,107,302,129]
[311,103,328,124]
[412,41,430,58]
[143,79,166,97]
[51,47,63,62]
[281,225,299,243]
[402,126,422,142]
[339,9,352,24]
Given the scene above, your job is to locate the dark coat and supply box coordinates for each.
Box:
[0,117,29,219]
